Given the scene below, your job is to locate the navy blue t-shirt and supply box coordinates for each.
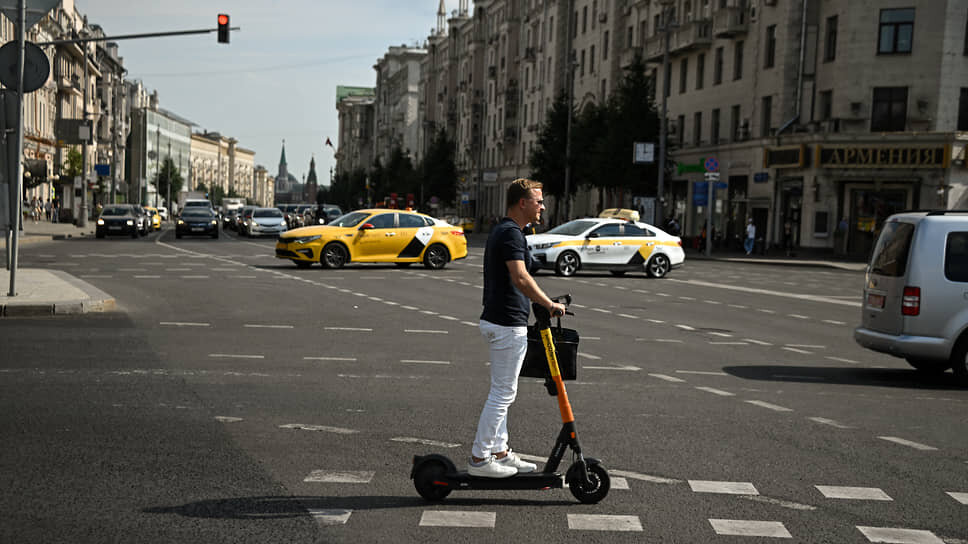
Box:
[481,217,532,326]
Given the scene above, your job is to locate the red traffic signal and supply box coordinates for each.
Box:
[217,14,229,43]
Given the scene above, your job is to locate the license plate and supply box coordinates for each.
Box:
[867,293,885,309]
[108,226,121,230]
[191,227,204,232]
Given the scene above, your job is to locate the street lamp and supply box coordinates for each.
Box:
[655,0,678,230]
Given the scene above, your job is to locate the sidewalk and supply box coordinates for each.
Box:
[1,221,113,317]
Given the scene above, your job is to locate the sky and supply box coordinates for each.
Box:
[77,0,455,188]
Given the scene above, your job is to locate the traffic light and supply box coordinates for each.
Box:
[217,14,229,43]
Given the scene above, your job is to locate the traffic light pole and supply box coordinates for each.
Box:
[35,27,239,47]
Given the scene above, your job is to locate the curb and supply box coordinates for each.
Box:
[0,269,117,317]
[685,253,867,271]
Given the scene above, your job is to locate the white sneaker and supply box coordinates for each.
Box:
[495,450,537,473]
[468,456,518,478]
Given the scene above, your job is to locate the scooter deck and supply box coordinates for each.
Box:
[441,471,564,490]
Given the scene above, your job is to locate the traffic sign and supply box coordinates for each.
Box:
[704,172,720,182]
[0,0,60,32]
[0,41,49,93]
[704,157,719,172]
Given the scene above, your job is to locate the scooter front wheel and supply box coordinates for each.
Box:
[413,461,452,501]
[568,462,610,504]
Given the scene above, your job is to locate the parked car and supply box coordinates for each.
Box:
[95,205,140,238]
[276,209,467,269]
[526,217,684,278]
[246,207,288,238]
[222,208,239,230]
[175,207,219,239]
[854,210,968,376]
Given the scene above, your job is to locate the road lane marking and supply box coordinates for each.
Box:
[304,470,373,483]
[677,370,728,376]
[646,318,666,324]
[739,495,817,511]
[80,274,113,278]
[438,315,459,321]
[461,321,478,327]
[743,338,773,345]
[787,344,825,349]
[695,386,735,396]
[304,356,357,361]
[244,324,294,329]
[689,480,758,495]
[610,469,682,484]
[789,314,810,319]
[208,353,264,359]
[637,338,683,343]
[668,278,863,307]
[584,365,640,371]
[856,527,944,544]
[618,313,638,319]
[214,416,243,423]
[160,322,210,327]
[390,436,460,448]
[877,436,937,451]
[180,275,209,279]
[401,359,450,365]
[782,347,813,354]
[420,511,495,528]
[675,324,695,331]
[308,509,352,526]
[816,486,892,501]
[703,300,722,305]
[405,329,449,334]
[709,519,791,538]
[710,341,749,345]
[649,373,686,383]
[946,492,968,505]
[823,319,846,325]
[591,308,611,314]
[745,400,794,412]
[119,268,147,271]
[382,300,399,305]
[324,327,373,332]
[708,332,733,337]
[807,417,852,429]
[678,296,696,301]
[578,352,601,360]
[133,275,161,279]
[729,304,748,309]
[281,423,359,434]
[567,514,642,532]
[758,309,776,314]
[230,275,257,279]
[826,356,859,364]
[420,310,438,315]
[401,305,418,310]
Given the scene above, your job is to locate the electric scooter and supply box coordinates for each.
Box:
[411,295,610,504]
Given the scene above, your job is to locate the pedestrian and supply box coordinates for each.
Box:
[784,221,793,256]
[51,198,58,223]
[470,178,566,478]
[665,216,680,236]
[744,218,756,255]
[43,199,51,221]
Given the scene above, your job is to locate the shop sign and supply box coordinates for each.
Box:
[677,158,707,175]
[815,144,950,169]
[763,145,806,169]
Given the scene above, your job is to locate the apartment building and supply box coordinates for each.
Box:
[373,45,427,167]
[335,86,376,177]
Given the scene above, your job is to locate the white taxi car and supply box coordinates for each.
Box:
[527,218,684,278]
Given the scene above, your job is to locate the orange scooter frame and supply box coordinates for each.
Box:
[411,295,610,504]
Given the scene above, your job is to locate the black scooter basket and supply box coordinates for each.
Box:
[521,325,579,381]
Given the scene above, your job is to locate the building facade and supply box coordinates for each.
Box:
[374,45,427,166]
[335,86,376,176]
[128,106,192,209]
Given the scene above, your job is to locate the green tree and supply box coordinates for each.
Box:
[419,128,458,207]
[528,93,575,223]
[152,157,184,208]
[62,147,83,178]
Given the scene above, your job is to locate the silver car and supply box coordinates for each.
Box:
[854,211,968,376]
[246,207,288,238]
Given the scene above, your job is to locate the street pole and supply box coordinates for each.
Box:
[155,126,160,207]
[7,0,25,295]
[476,96,485,227]
[562,0,575,223]
[166,139,171,217]
[656,2,674,230]
[705,174,713,257]
[79,37,89,228]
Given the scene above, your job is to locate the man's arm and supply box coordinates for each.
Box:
[506,260,566,316]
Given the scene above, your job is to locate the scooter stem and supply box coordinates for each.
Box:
[539,327,575,423]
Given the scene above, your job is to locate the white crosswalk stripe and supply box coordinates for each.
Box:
[709,519,792,538]
[856,526,944,544]
[816,486,893,501]
[420,511,495,528]
[567,514,642,532]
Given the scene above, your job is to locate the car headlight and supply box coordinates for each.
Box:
[211,220,218,225]
[177,220,184,225]
[533,242,557,250]
[279,220,287,226]
[290,235,321,245]
[97,219,104,225]
[126,220,134,226]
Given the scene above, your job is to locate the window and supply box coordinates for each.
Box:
[399,214,427,228]
[573,10,578,37]
[761,96,772,137]
[819,90,833,120]
[965,9,968,55]
[582,6,588,33]
[869,222,914,277]
[603,31,609,60]
[677,114,685,146]
[550,16,554,42]
[764,25,776,68]
[696,53,705,90]
[959,88,968,131]
[878,8,914,54]
[679,58,688,94]
[871,87,908,132]
[590,45,595,73]
[730,104,741,141]
[592,223,622,237]
[367,213,395,229]
[945,232,968,282]
[711,108,720,144]
[733,40,744,80]
[627,26,633,48]
[693,111,702,146]
[622,224,651,237]
[654,14,661,36]
[580,49,585,76]
[714,47,723,85]
[824,15,838,61]
[601,78,607,101]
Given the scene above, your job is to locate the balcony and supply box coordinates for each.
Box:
[713,6,748,38]
[645,19,713,61]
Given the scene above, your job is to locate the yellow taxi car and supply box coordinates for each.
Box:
[143,206,162,230]
[276,209,468,270]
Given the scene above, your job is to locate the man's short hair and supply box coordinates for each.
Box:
[506,178,542,209]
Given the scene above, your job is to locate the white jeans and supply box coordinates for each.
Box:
[472,319,528,459]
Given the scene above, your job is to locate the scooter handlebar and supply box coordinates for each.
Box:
[533,294,572,327]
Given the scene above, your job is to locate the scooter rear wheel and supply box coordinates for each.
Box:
[413,461,452,501]
[569,463,610,504]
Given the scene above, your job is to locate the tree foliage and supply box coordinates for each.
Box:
[418,128,458,207]
[152,157,184,208]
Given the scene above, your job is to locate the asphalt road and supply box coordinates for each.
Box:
[2,226,966,543]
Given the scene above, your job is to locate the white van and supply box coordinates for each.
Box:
[854,210,968,377]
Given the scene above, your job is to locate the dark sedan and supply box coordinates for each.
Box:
[96,205,140,238]
[175,208,219,239]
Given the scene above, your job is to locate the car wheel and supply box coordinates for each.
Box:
[321,242,348,269]
[646,254,671,278]
[555,251,580,277]
[295,260,312,269]
[951,335,968,378]
[423,244,450,269]
[610,270,626,276]
[905,357,951,374]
